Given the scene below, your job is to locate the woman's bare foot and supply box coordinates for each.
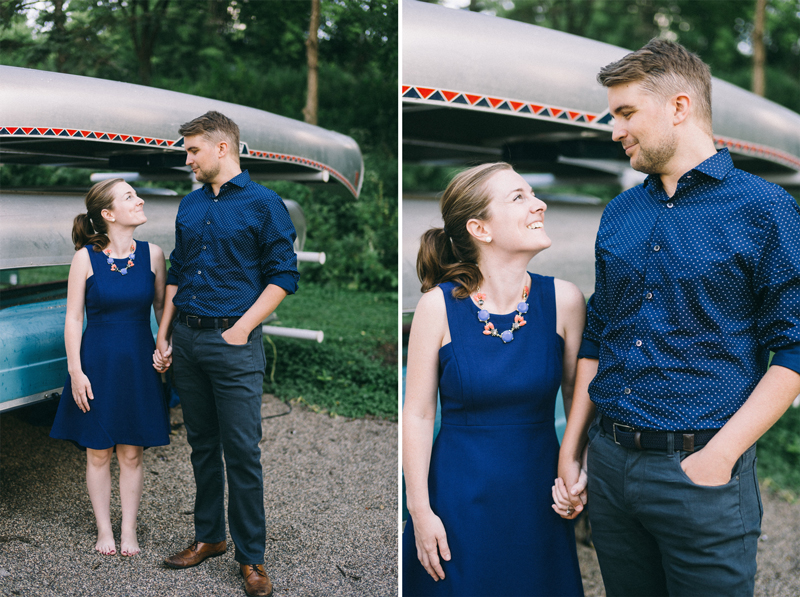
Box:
[95,530,116,555]
[120,530,140,556]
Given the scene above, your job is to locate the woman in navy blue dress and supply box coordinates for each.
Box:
[50,179,170,556]
[402,163,586,596]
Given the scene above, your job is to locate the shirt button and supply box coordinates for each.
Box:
[214,199,219,202]
[191,295,196,299]
[202,245,207,250]
[197,270,202,275]
[635,340,642,347]
[653,245,661,252]
[624,388,632,395]
[646,292,653,300]
[667,202,674,208]
[206,220,211,225]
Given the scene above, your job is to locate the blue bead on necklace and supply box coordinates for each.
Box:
[475,285,529,343]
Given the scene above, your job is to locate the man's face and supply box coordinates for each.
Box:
[607,82,677,175]
[184,134,221,184]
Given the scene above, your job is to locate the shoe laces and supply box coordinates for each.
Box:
[245,564,266,577]
[188,540,199,552]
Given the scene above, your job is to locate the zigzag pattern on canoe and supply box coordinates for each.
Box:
[0,126,359,196]
[402,85,800,171]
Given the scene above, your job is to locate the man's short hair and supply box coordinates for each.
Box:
[597,39,713,135]
[179,111,241,163]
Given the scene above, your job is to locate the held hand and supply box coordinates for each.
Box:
[221,325,249,346]
[680,449,734,486]
[71,371,94,413]
[153,338,172,371]
[552,476,585,519]
[412,509,451,581]
[554,457,587,519]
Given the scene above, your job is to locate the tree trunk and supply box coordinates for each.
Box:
[303,0,320,125]
[121,0,171,86]
[752,0,766,96]
[52,0,67,72]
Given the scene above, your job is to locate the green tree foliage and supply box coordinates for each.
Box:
[270,152,398,290]
[475,0,800,114]
[0,0,398,291]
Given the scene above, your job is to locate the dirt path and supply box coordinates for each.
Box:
[0,396,397,597]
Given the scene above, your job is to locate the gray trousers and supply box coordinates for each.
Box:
[587,419,762,597]
[172,322,267,564]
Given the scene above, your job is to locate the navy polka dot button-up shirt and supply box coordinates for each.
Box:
[579,149,800,431]
[166,170,299,317]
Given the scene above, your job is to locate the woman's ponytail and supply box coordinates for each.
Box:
[71,178,124,251]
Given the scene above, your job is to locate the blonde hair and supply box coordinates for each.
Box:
[179,110,241,164]
[598,38,712,135]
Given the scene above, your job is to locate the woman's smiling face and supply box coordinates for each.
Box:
[479,168,551,256]
[104,181,147,227]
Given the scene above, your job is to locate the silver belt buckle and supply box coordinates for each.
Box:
[612,422,635,446]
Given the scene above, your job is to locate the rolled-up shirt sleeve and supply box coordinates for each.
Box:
[259,193,299,296]
[756,193,800,376]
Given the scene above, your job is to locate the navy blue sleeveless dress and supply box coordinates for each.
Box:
[402,274,583,596]
[50,241,170,450]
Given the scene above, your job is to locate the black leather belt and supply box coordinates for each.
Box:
[178,312,241,330]
[601,416,719,453]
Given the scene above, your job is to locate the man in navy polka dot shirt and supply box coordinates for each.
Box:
[154,111,298,597]
[555,40,800,596]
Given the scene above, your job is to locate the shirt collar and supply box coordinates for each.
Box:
[202,169,252,195]
[692,148,734,181]
[642,148,734,190]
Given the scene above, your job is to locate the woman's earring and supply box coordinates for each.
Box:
[485,236,492,243]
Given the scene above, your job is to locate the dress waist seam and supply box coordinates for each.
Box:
[439,420,552,428]
[86,319,152,325]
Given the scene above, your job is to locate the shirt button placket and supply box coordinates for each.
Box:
[201,201,214,282]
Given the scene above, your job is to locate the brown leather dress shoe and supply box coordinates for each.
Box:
[240,563,273,597]
[163,540,227,569]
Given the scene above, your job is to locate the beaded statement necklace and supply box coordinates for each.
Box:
[104,242,136,275]
[475,285,529,343]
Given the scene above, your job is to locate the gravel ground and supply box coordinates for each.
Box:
[571,483,800,597]
[0,395,398,597]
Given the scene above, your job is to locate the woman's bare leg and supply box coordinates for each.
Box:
[117,444,143,556]
[86,447,115,555]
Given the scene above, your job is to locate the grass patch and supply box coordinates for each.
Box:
[0,265,70,289]
[263,283,398,419]
[757,405,800,497]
